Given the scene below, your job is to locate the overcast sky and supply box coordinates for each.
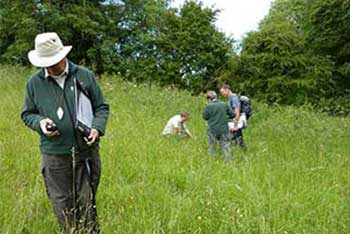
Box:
[171,0,275,39]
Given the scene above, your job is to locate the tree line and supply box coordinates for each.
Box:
[0,0,349,115]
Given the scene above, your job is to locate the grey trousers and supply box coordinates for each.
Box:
[207,132,232,161]
[41,147,101,233]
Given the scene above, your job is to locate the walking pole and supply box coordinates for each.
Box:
[71,77,79,231]
[63,76,80,232]
[71,146,77,231]
[85,158,99,233]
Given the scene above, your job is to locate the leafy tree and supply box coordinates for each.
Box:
[156,1,234,93]
[0,0,118,75]
[236,14,333,105]
[233,0,350,115]
[105,0,171,81]
[0,0,233,93]
[0,1,40,64]
[307,0,350,114]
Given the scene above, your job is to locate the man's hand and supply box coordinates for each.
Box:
[40,118,59,137]
[85,128,99,145]
[185,130,193,138]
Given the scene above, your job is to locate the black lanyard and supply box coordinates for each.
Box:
[49,77,66,110]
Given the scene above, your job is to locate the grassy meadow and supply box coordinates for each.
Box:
[1,65,350,234]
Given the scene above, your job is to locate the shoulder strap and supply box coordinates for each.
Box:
[74,76,90,98]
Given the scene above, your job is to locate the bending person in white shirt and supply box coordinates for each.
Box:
[162,112,192,138]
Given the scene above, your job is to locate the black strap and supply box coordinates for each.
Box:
[75,76,91,99]
[48,77,66,110]
[62,74,79,150]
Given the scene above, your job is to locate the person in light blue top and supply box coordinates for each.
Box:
[229,93,240,111]
[220,84,246,149]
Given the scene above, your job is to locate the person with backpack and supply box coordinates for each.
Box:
[220,84,251,149]
[21,32,109,233]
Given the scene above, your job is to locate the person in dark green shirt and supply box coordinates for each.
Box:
[203,91,234,161]
[21,32,109,233]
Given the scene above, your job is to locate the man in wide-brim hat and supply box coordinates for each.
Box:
[21,32,109,233]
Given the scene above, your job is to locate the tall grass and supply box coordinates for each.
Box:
[1,65,350,233]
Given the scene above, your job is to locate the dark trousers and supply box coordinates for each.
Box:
[41,147,101,233]
[231,129,246,149]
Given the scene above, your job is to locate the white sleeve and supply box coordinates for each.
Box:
[173,116,182,129]
[183,123,189,131]
[175,121,182,129]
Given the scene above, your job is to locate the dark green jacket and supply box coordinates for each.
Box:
[202,99,234,135]
[21,61,109,155]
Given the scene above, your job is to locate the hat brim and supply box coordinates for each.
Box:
[28,46,72,68]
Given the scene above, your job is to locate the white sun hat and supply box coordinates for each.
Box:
[28,32,72,68]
